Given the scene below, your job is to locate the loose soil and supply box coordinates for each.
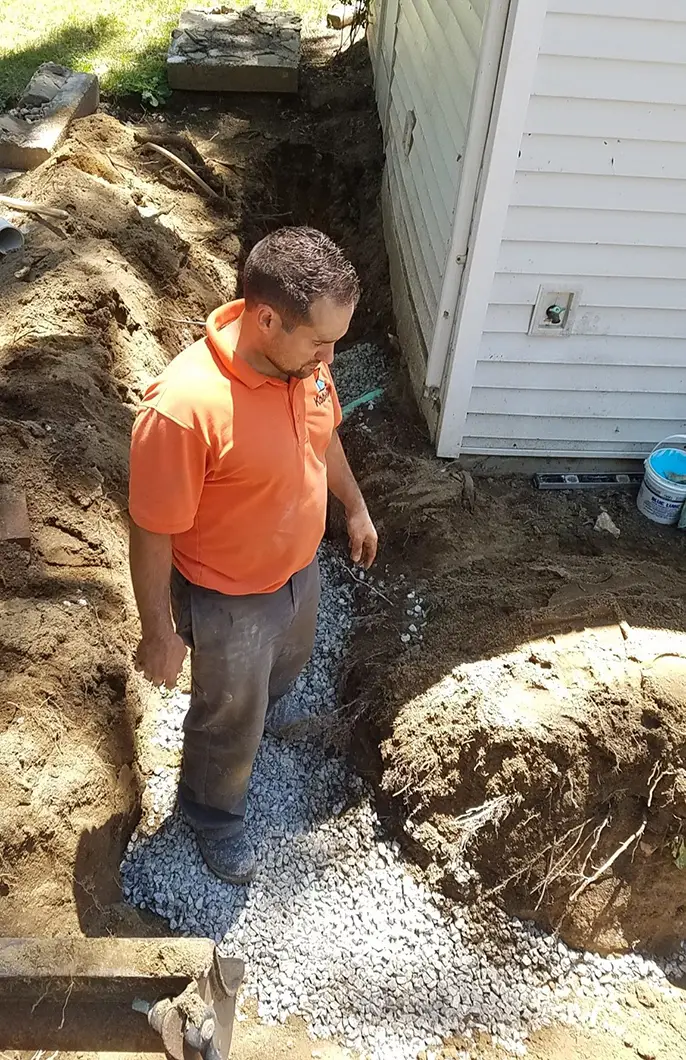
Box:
[235,984,686,1060]
[1,26,685,1060]
[470,981,686,1060]
[342,399,686,957]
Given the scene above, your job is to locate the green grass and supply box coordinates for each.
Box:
[0,0,329,106]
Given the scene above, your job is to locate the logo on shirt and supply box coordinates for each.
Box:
[313,371,332,407]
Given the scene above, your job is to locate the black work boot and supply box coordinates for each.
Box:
[195,831,256,885]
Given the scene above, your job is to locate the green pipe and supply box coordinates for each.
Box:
[341,387,385,418]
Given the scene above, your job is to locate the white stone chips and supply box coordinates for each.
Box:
[121,546,686,1058]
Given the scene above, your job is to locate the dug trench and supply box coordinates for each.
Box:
[0,40,387,942]
[0,31,686,1060]
[0,36,394,1054]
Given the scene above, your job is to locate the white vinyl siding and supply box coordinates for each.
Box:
[463,1,686,458]
[368,0,399,130]
[372,0,490,351]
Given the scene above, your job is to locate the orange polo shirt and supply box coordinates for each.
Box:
[129,300,342,595]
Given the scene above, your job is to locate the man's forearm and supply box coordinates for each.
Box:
[129,520,175,637]
[325,429,366,513]
[326,430,378,568]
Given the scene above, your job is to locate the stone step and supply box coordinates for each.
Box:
[167,5,301,94]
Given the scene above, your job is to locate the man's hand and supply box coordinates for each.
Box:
[135,631,187,688]
[325,431,377,567]
[130,523,186,688]
[346,503,378,569]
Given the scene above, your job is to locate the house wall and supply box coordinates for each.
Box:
[367,0,398,132]
[369,0,491,354]
[460,0,686,458]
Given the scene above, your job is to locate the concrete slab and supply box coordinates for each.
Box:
[51,71,99,120]
[326,3,363,30]
[0,68,98,170]
[167,5,301,94]
[20,62,73,108]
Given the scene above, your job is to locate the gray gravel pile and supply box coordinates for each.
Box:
[333,342,387,409]
[7,104,48,123]
[122,543,686,1058]
[151,699,185,752]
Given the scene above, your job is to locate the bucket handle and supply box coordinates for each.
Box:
[650,435,686,456]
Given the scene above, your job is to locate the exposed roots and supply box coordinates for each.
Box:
[533,817,596,911]
[569,821,647,905]
[450,795,518,856]
[578,815,611,879]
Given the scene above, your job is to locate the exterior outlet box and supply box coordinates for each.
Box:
[528,285,582,337]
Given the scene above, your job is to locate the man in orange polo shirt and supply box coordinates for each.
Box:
[129,227,377,884]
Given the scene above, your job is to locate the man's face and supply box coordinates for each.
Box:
[257,296,355,379]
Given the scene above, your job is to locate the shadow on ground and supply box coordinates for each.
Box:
[0,18,117,105]
[0,12,179,104]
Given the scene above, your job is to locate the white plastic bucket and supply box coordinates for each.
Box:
[637,434,686,526]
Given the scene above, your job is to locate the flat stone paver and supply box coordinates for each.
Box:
[167,6,301,94]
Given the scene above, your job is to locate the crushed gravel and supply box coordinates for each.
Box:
[333,342,388,409]
[122,544,686,1059]
[121,343,686,1058]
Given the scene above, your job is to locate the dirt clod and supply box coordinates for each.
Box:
[636,983,659,1009]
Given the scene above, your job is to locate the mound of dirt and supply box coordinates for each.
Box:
[0,110,233,936]
[342,411,686,955]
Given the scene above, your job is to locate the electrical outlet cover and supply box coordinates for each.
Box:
[529,285,583,337]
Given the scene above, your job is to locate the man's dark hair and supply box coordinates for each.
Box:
[243,226,360,329]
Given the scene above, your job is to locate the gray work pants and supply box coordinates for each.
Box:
[170,558,320,838]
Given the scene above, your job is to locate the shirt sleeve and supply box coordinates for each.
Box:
[129,407,209,534]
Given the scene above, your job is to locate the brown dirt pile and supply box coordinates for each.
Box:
[342,407,686,955]
[0,112,233,937]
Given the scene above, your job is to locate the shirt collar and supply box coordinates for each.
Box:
[205,300,269,390]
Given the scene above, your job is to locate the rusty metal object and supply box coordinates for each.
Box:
[0,938,244,1059]
[138,948,244,1060]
